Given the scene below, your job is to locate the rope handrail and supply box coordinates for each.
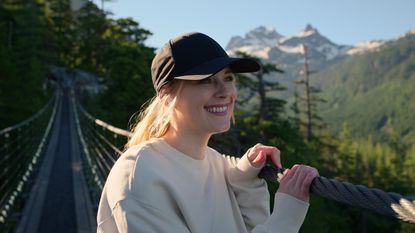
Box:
[0,93,58,231]
[83,121,124,155]
[259,165,415,224]
[0,98,54,135]
[72,95,128,194]
[77,105,132,138]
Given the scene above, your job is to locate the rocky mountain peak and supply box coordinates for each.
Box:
[225,26,283,50]
[304,24,317,32]
[248,26,282,39]
[397,27,415,40]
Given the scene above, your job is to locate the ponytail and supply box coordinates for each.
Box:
[125,82,182,150]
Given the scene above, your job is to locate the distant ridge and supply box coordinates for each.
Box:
[225,24,401,64]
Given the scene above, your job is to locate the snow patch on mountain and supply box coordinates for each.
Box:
[279,24,319,45]
[228,45,272,59]
[396,27,415,40]
[226,26,282,50]
[295,29,316,38]
[278,44,304,54]
[295,24,318,38]
[346,40,385,55]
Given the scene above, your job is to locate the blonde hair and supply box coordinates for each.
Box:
[125,82,183,149]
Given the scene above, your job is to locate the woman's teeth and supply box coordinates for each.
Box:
[206,106,228,113]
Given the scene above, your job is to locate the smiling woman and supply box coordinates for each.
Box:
[96,32,319,233]
[171,68,237,138]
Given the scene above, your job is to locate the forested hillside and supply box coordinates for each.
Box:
[1,1,414,232]
[0,0,51,129]
[317,31,415,143]
[0,0,155,130]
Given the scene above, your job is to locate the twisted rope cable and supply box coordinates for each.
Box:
[78,104,132,138]
[258,165,415,224]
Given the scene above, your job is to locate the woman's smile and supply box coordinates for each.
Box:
[204,104,229,116]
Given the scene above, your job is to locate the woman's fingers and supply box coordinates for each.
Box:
[270,147,281,168]
[251,150,265,166]
[244,143,320,202]
[301,167,319,191]
[277,164,319,202]
[246,143,281,168]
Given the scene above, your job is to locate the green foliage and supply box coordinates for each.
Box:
[74,6,155,128]
[0,45,19,127]
[316,123,415,233]
[0,0,155,132]
[94,42,154,128]
[402,144,415,192]
[0,0,50,129]
[318,33,415,143]
[46,0,76,66]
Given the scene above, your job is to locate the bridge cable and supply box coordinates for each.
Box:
[259,165,415,224]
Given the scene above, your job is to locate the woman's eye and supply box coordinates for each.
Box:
[224,75,235,82]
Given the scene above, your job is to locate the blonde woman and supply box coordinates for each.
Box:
[97,32,318,233]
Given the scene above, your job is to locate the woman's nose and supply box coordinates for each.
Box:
[215,81,235,98]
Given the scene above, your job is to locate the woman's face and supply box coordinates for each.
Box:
[171,67,237,137]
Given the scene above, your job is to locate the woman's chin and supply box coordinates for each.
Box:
[212,124,231,134]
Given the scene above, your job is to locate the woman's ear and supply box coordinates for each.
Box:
[159,85,170,98]
[159,80,182,106]
[159,86,172,106]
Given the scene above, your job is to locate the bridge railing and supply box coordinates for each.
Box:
[0,93,58,232]
[71,94,131,209]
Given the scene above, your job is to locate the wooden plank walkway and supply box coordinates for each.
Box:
[15,88,96,233]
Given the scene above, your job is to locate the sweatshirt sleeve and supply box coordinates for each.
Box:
[225,155,309,233]
[226,154,270,231]
[97,197,191,233]
[251,192,309,233]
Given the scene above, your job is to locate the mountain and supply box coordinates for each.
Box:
[316,29,415,142]
[227,24,355,97]
[227,25,415,141]
[226,24,385,66]
[227,26,283,51]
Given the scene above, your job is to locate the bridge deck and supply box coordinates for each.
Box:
[15,89,95,233]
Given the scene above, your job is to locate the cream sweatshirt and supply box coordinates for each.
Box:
[97,138,309,233]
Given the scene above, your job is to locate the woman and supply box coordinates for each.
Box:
[97,32,318,233]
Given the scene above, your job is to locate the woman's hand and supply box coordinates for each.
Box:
[278,164,319,203]
[245,143,281,168]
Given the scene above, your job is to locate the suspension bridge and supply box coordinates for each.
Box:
[0,85,414,233]
[0,86,129,233]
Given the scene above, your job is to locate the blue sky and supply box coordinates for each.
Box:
[97,0,415,49]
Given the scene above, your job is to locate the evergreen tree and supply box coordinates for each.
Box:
[95,18,155,128]
[46,0,76,66]
[0,0,51,129]
[74,1,109,74]
[294,44,325,141]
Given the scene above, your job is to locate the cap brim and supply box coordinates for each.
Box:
[174,57,260,81]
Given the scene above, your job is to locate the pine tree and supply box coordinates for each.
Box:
[234,51,285,123]
[0,0,51,128]
[294,43,325,141]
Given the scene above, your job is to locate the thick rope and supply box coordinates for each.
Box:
[258,165,415,224]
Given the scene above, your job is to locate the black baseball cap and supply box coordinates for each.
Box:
[151,32,261,92]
